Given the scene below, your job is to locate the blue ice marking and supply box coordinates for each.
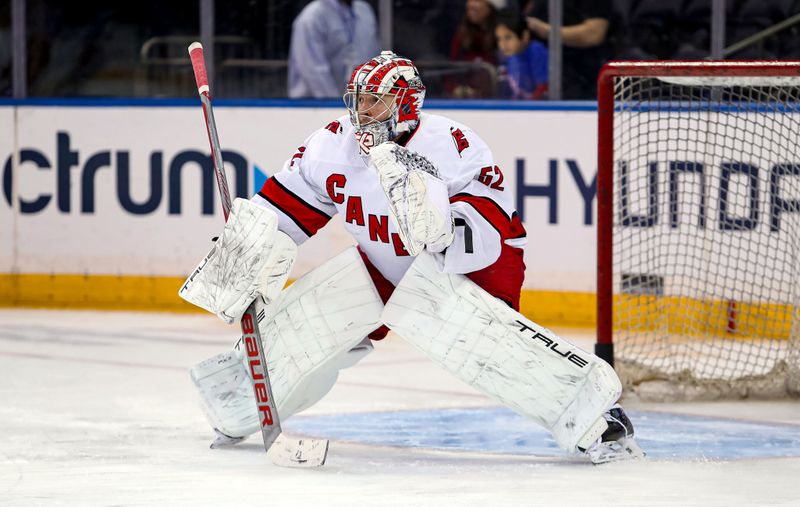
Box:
[284,407,800,460]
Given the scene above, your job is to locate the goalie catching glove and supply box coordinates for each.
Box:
[370,142,454,256]
[179,198,297,323]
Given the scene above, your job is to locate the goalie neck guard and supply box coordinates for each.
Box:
[343,51,426,154]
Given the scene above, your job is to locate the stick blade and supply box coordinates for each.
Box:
[267,436,330,468]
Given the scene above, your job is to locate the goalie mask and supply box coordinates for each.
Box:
[343,51,426,155]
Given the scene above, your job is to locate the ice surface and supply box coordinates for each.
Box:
[1,310,799,506]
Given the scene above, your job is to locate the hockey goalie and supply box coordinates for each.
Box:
[179,51,645,464]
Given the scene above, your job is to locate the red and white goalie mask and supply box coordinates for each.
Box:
[343,51,426,155]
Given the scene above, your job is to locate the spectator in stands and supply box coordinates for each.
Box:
[448,0,506,98]
[288,0,379,98]
[495,9,548,100]
[523,0,611,99]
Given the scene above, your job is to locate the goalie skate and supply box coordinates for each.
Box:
[583,405,646,464]
[209,428,247,449]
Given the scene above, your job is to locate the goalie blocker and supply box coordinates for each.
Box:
[179,198,297,324]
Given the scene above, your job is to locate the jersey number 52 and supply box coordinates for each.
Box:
[478,165,505,190]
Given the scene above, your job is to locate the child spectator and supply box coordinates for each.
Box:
[495,9,548,100]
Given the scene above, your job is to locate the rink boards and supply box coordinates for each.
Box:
[0,100,599,324]
[1,99,797,328]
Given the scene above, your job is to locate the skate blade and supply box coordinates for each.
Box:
[210,429,247,449]
[588,437,646,465]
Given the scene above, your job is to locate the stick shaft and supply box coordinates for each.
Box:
[188,41,282,451]
[189,42,233,219]
[199,93,233,218]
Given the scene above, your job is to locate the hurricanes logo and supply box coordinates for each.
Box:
[324,121,342,134]
[355,131,375,155]
[289,146,306,168]
[450,128,469,156]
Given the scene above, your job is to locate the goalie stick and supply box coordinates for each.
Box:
[187,42,329,468]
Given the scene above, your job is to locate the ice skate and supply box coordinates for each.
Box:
[582,404,646,464]
[209,428,247,449]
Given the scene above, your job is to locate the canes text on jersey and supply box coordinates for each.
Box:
[326,173,410,256]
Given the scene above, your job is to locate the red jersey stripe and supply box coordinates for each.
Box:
[450,193,514,239]
[258,177,331,237]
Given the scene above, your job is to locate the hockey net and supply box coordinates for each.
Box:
[596,62,800,400]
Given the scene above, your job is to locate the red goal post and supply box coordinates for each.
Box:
[595,61,800,400]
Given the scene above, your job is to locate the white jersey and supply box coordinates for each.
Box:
[253,112,526,286]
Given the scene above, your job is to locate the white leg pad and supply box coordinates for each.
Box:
[191,247,382,438]
[190,350,260,439]
[381,253,622,452]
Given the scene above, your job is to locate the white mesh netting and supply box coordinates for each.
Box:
[611,74,800,400]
